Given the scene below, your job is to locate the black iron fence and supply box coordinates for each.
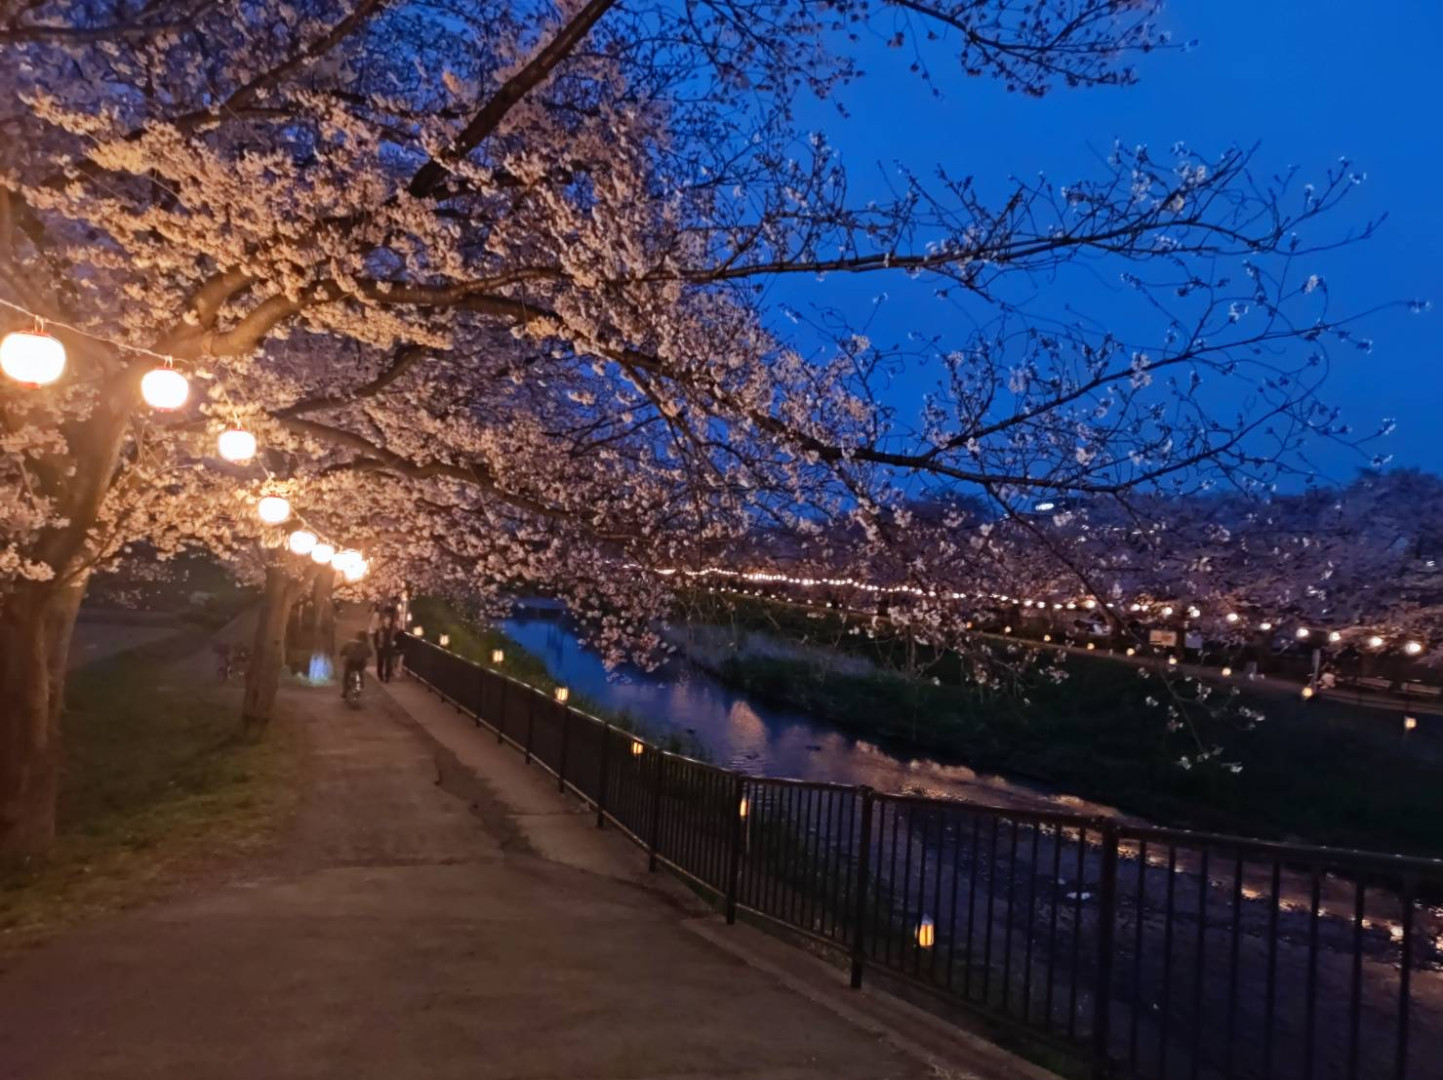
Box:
[403,636,1443,1080]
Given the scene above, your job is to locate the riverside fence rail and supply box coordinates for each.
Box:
[402,636,1443,1080]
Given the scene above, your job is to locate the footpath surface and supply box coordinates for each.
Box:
[0,661,1043,1080]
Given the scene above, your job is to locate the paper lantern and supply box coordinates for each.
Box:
[554,686,570,703]
[630,740,644,757]
[140,366,189,409]
[257,495,291,525]
[491,649,505,664]
[1405,641,1424,656]
[1301,685,1315,700]
[0,330,66,386]
[1368,635,1385,649]
[288,529,317,556]
[342,558,367,583]
[439,633,450,647]
[218,428,257,462]
[310,542,335,565]
[412,625,424,637]
[916,916,936,949]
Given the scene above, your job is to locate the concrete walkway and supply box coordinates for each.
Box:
[0,664,1044,1080]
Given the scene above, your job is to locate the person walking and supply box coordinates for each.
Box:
[375,609,398,683]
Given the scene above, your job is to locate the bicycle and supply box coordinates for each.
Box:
[342,665,364,708]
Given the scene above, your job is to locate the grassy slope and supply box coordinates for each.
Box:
[409,597,708,757]
[0,637,301,950]
[692,597,1443,857]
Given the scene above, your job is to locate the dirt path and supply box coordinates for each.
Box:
[0,663,1024,1080]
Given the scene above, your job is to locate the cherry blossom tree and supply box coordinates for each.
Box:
[0,0,1390,855]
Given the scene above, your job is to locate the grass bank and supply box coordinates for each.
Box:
[0,636,302,951]
[689,596,1443,857]
[409,597,708,757]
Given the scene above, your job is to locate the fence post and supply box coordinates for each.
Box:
[596,724,612,828]
[557,704,572,794]
[496,677,508,745]
[648,750,665,872]
[524,691,536,764]
[850,787,875,989]
[725,776,746,925]
[1091,821,1120,1080]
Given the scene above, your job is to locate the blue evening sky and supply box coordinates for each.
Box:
[778,1,1442,482]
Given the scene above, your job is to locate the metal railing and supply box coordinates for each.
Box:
[403,636,1443,1080]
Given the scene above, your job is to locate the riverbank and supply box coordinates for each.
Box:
[675,598,1443,857]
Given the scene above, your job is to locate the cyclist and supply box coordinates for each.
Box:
[339,631,373,700]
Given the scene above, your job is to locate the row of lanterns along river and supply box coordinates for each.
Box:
[2,327,367,582]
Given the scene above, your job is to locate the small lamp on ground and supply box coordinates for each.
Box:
[631,739,645,757]
[491,649,505,665]
[554,686,570,703]
[439,633,450,648]
[916,916,936,949]
[1301,685,1315,700]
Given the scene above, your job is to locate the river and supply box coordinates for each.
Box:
[501,613,1128,819]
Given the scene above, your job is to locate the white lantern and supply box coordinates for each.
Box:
[439,633,450,647]
[491,649,505,664]
[1405,641,1424,656]
[1295,627,1311,640]
[333,548,361,573]
[257,495,291,525]
[1367,635,1385,649]
[1225,612,1240,624]
[310,542,335,565]
[1328,631,1342,644]
[217,428,257,462]
[140,366,189,410]
[412,625,424,637]
[554,686,570,703]
[288,529,317,556]
[343,558,367,584]
[0,330,66,386]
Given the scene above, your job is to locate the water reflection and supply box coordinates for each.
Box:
[502,615,1129,818]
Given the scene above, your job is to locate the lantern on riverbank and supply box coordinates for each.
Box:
[631,739,644,757]
[738,795,749,819]
[554,686,570,703]
[916,916,935,949]
[412,625,424,637]
[439,634,450,648]
[491,649,504,665]
[1,329,66,386]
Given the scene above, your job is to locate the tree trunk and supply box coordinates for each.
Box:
[241,566,303,734]
[0,578,83,859]
[306,568,337,681]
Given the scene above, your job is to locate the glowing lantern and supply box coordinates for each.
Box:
[0,330,66,386]
[1295,627,1310,640]
[1161,606,1174,617]
[287,529,317,556]
[1043,634,1052,643]
[342,558,367,584]
[1086,642,1096,651]
[916,916,936,949]
[439,634,450,648]
[491,649,505,665]
[257,495,291,525]
[1188,607,1201,619]
[1368,635,1385,649]
[1126,647,1136,657]
[1328,631,1342,644]
[1301,685,1315,700]
[554,686,570,703]
[1225,613,1240,624]
[333,548,362,574]
[412,625,424,637]
[1221,667,1233,677]
[738,795,749,819]
[217,428,257,462]
[631,740,644,757]
[1259,622,1273,631]
[1405,641,1424,656]
[140,366,189,410]
[1404,716,1418,732]
[311,542,335,565]
[1168,656,1178,666]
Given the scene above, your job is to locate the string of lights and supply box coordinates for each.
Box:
[0,306,370,582]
